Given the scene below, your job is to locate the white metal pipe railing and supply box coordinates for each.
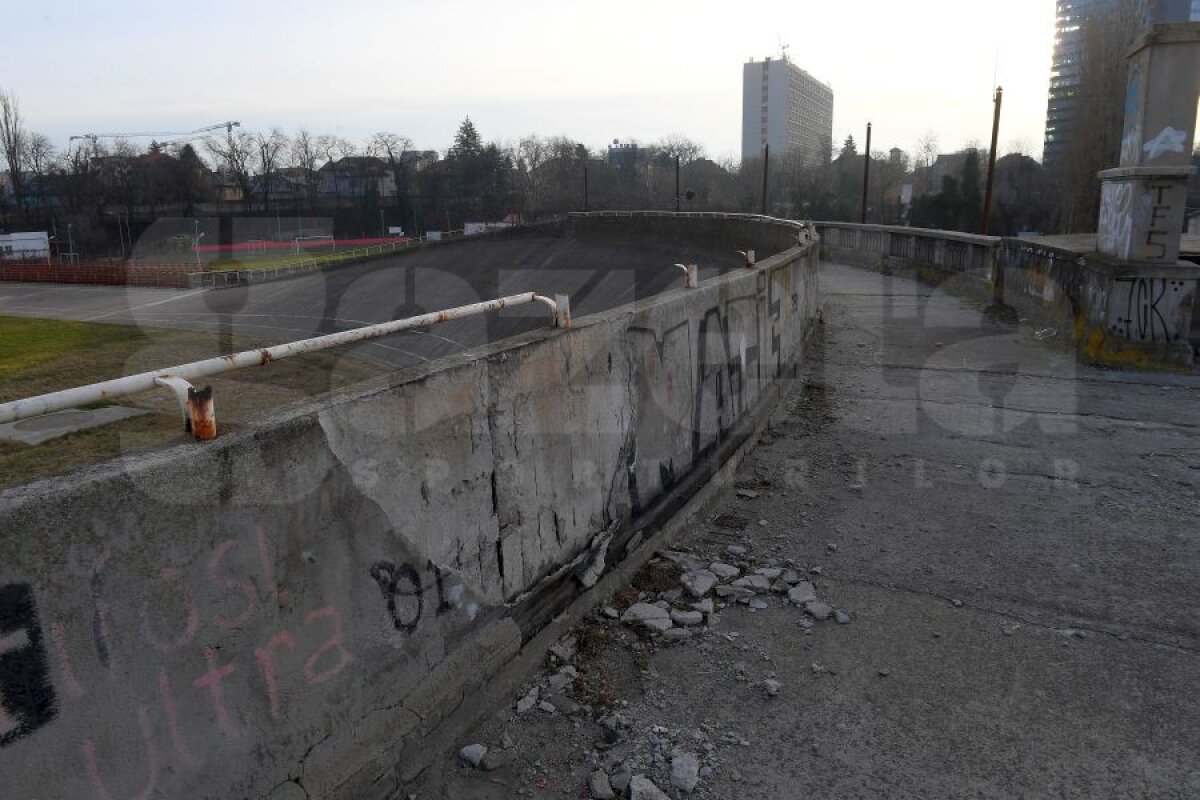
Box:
[0,292,568,433]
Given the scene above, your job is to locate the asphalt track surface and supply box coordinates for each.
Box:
[0,228,747,369]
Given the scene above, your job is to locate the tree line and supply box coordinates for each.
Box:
[2,0,1195,263]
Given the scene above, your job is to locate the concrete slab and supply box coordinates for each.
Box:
[0,406,149,445]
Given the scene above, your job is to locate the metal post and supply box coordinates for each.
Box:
[675,155,681,212]
[583,165,589,212]
[860,122,872,224]
[761,144,770,216]
[982,87,1003,235]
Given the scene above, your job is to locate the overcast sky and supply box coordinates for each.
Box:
[7,0,1056,162]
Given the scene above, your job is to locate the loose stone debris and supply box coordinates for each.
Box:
[450,531,856,798]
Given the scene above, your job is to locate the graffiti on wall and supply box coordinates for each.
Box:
[1098,181,1133,259]
[1108,277,1192,343]
[0,522,472,798]
[0,583,57,747]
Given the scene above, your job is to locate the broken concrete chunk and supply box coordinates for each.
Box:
[709,562,740,579]
[680,569,718,598]
[590,769,616,799]
[549,634,577,664]
[630,775,670,800]
[787,582,817,605]
[671,609,705,627]
[805,601,834,620]
[670,752,701,793]
[692,598,715,615]
[643,617,674,634]
[755,567,783,580]
[731,575,772,593]
[459,744,487,768]
[621,603,670,624]
[516,687,539,713]
[610,763,633,793]
[715,585,755,599]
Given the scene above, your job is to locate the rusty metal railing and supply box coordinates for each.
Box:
[0,292,570,440]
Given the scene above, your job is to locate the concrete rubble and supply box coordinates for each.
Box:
[440,532,851,797]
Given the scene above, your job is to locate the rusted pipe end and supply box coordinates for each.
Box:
[187,385,217,440]
[554,294,571,328]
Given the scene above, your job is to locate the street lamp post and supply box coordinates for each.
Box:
[193,219,203,269]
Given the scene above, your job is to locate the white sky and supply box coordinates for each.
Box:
[7,0,1057,161]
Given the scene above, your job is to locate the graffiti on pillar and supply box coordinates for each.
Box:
[0,583,57,747]
[1142,127,1187,161]
[1097,181,1133,258]
[1143,183,1176,261]
[1108,277,1189,343]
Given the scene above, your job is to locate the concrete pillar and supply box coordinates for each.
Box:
[1097,24,1200,265]
[1093,23,1200,365]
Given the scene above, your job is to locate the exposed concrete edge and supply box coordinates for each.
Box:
[390,354,810,789]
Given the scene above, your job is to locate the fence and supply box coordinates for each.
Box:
[0,260,196,288]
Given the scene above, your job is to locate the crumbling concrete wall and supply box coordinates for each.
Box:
[0,214,819,799]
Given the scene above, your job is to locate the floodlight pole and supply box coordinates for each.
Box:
[982,86,1003,235]
[860,122,872,224]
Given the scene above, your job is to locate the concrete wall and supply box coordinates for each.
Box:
[815,221,1200,368]
[0,213,819,799]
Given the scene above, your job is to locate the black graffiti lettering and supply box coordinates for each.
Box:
[1115,277,1173,344]
[0,583,57,747]
[370,560,462,634]
[369,561,423,634]
[428,561,455,615]
[1145,228,1169,261]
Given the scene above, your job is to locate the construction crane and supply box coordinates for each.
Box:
[69,120,241,150]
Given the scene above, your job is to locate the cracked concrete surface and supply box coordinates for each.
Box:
[413,262,1200,799]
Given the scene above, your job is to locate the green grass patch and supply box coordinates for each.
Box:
[0,316,147,382]
[0,315,385,488]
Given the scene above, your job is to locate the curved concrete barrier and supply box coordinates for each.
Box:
[0,213,819,799]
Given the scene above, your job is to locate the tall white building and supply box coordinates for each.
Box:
[741,55,834,166]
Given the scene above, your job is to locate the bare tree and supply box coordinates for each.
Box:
[369,131,413,204]
[290,128,322,206]
[915,132,939,195]
[24,132,55,210]
[316,134,357,163]
[0,88,28,213]
[652,134,705,165]
[205,128,255,205]
[255,128,288,208]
